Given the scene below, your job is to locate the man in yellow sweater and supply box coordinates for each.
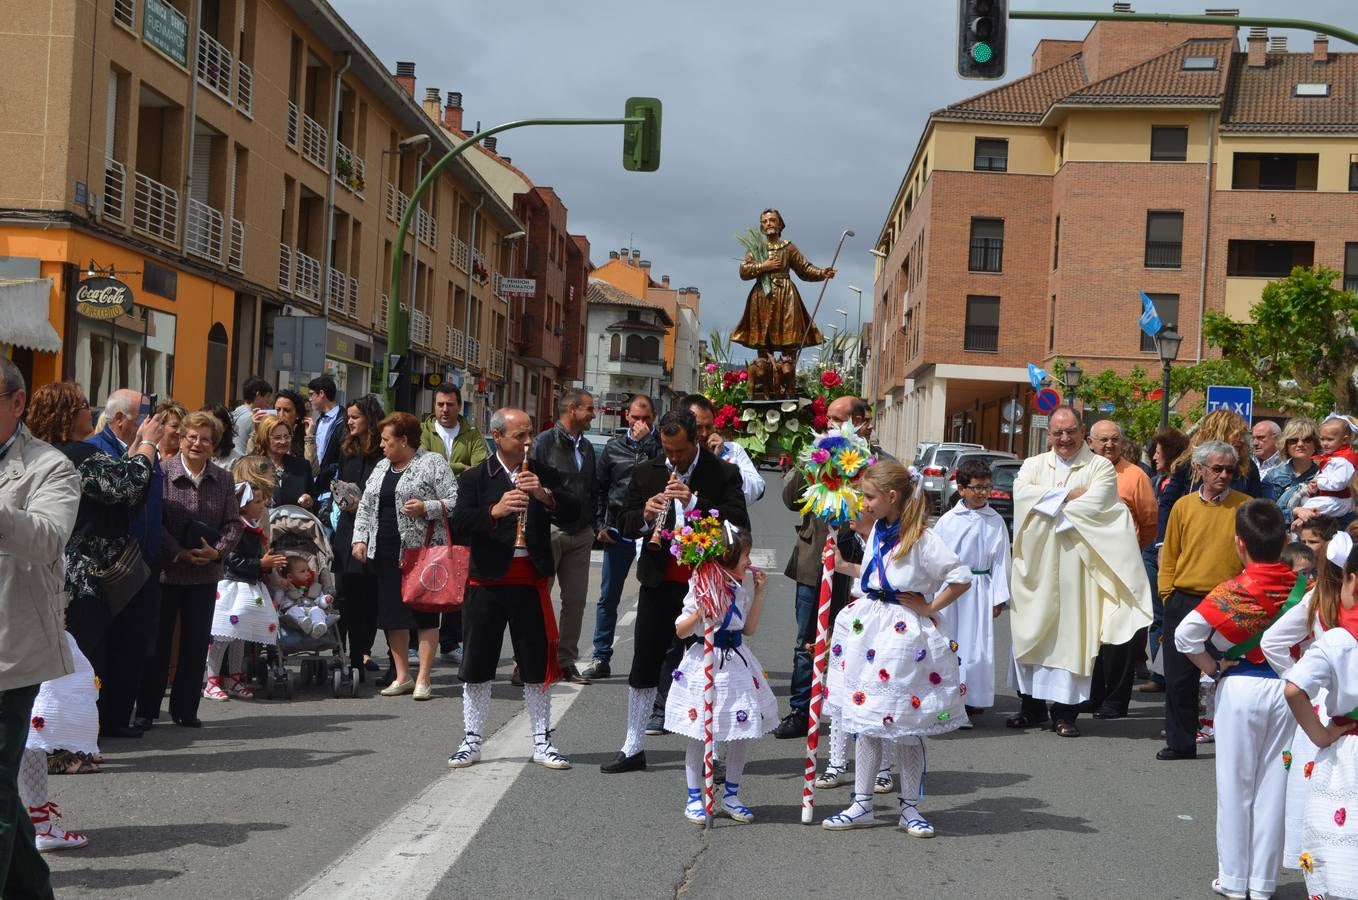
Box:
[1157,440,1251,760]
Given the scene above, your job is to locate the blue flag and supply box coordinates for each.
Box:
[1139,291,1163,338]
[1027,363,1048,391]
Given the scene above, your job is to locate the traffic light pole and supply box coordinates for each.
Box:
[384,115,646,412]
[1008,10,1358,46]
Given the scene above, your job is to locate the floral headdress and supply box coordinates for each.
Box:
[796,422,875,527]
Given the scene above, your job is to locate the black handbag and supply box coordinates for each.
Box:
[92,539,150,617]
[183,519,222,551]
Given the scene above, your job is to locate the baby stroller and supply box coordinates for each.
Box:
[255,504,359,698]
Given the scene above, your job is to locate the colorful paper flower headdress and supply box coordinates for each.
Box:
[796,422,875,527]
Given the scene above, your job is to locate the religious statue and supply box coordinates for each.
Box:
[732,209,836,399]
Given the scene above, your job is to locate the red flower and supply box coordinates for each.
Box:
[910,696,921,709]
[821,371,843,388]
[688,708,698,721]
[31,716,44,730]
[737,370,749,382]
[1305,761,1315,779]
[811,396,828,415]
[1337,807,1348,827]
[812,414,829,431]
[723,371,739,388]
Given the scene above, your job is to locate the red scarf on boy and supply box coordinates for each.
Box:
[1194,561,1300,664]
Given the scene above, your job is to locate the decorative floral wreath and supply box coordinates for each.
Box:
[662,509,738,620]
[796,422,875,527]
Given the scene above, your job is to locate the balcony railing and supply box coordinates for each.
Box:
[278,244,292,293]
[328,266,348,316]
[467,336,481,366]
[132,171,179,244]
[964,324,1000,352]
[113,0,135,29]
[415,207,436,247]
[301,112,327,169]
[1145,241,1183,269]
[490,348,505,376]
[286,101,299,148]
[411,309,432,347]
[450,236,471,272]
[385,183,408,224]
[196,29,233,102]
[1345,276,1358,295]
[967,238,1003,273]
[235,60,252,118]
[227,217,244,272]
[293,249,321,302]
[377,294,388,330]
[185,198,224,263]
[103,157,126,224]
[334,141,366,197]
[446,326,466,361]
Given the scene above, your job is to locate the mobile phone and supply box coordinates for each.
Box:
[140,392,158,418]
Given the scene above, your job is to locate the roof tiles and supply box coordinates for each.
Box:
[1221,52,1358,133]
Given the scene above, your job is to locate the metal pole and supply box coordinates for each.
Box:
[383,115,644,412]
[464,195,484,389]
[1160,360,1172,432]
[1008,10,1358,45]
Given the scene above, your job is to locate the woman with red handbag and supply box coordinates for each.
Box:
[351,412,457,701]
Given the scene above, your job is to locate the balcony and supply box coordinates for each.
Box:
[385,183,408,224]
[1224,277,1270,322]
[293,249,321,302]
[235,60,252,118]
[113,0,135,29]
[301,111,327,170]
[286,101,299,148]
[601,356,663,379]
[468,336,481,366]
[963,324,999,352]
[490,348,505,376]
[334,141,366,197]
[415,207,437,248]
[131,171,178,244]
[1145,241,1183,269]
[328,267,359,319]
[410,308,432,348]
[185,198,224,263]
[227,218,243,272]
[450,236,471,272]
[196,29,233,102]
[278,243,292,293]
[1345,276,1358,295]
[446,326,466,361]
[103,158,126,224]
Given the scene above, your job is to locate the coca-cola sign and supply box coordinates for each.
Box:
[75,276,134,320]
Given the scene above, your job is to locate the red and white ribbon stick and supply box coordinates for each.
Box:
[801,531,837,824]
[701,609,716,830]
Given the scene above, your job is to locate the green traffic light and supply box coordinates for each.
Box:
[971,41,993,63]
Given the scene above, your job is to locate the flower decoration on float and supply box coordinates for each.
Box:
[795,421,875,527]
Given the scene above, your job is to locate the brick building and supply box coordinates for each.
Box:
[869,8,1358,461]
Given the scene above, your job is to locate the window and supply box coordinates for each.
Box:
[1053,216,1060,270]
[964,295,1000,352]
[1232,153,1319,190]
[1345,243,1358,295]
[1145,211,1184,268]
[1295,83,1330,97]
[1048,295,1056,350]
[1182,55,1217,70]
[1151,126,1188,162]
[609,334,620,360]
[974,138,1008,172]
[1227,240,1314,277]
[1139,294,1179,351]
[968,218,1004,272]
[1350,154,1358,191]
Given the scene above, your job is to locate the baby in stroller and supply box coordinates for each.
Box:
[267,505,341,653]
[276,554,335,638]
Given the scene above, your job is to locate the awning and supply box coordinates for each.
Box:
[0,278,61,353]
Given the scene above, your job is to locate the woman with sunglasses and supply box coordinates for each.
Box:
[1263,418,1321,523]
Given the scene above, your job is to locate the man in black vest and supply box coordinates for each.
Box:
[600,409,749,773]
[448,407,579,771]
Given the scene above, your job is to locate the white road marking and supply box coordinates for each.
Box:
[750,548,777,570]
[290,683,587,899]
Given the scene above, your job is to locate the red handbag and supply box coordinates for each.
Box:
[400,501,470,613]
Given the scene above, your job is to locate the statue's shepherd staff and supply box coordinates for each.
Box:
[792,228,855,368]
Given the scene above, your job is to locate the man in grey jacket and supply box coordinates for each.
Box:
[0,358,81,896]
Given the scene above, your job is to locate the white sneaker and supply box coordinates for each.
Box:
[447,734,482,769]
[30,804,88,852]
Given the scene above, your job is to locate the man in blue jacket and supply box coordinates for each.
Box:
[86,389,165,738]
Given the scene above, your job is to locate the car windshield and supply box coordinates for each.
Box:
[933,449,961,468]
[992,465,1020,489]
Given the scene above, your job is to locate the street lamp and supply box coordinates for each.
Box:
[1155,323,1183,431]
[868,249,887,259]
[1061,360,1083,409]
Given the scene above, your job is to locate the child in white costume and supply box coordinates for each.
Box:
[1262,531,1352,871]
[932,458,1011,712]
[664,527,777,824]
[822,461,972,837]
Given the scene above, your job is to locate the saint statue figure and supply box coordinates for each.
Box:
[732,209,836,399]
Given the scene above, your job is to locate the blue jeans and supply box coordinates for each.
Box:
[591,538,636,664]
[1143,545,1165,684]
[788,582,818,713]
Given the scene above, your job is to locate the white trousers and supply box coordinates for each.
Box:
[1213,675,1290,898]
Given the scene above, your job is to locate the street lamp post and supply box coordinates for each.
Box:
[1155,323,1183,431]
[1061,360,1083,410]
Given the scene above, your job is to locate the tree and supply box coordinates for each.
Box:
[1064,357,1255,445]
[1203,266,1358,415]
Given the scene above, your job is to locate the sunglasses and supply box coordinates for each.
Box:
[1204,464,1235,475]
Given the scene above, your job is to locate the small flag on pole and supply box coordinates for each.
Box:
[1139,291,1163,338]
[1027,363,1048,392]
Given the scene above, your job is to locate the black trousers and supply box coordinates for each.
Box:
[137,581,215,722]
[1018,693,1082,724]
[337,572,380,665]
[67,578,161,729]
[1088,636,1138,714]
[460,584,549,684]
[628,580,688,690]
[439,611,462,652]
[0,685,53,900]
[1162,589,1205,754]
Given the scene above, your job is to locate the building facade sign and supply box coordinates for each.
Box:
[75,276,134,321]
[143,0,188,67]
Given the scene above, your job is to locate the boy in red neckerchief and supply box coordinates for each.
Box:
[1173,499,1307,900]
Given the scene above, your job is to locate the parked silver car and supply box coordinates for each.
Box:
[917,442,984,512]
[941,450,1021,514]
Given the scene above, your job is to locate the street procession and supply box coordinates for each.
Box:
[1,0,1357,898]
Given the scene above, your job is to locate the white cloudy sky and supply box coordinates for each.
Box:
[330,0,1352,360]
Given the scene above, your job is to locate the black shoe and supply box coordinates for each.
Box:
[132,716,155,731]
[1077,699,1098,714]
[364,658,381,673]
[103,725,144,739]
[581,659,611,679]
[172,715,203,728]
[600,750,647,774]
[712,757,726,785]
[644,712,668,736]
[1092,706,1127,720]
[1156,746,1197,761]
[772,711,809,739]
[561,665,592,685]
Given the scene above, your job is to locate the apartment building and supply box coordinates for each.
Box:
[0,0,520,420]
[869,7,1358,461]
[584,278,673,427]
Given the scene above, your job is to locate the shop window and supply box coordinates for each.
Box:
[76,304,177,408]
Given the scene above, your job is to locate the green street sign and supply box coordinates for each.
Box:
[623,97,662,172]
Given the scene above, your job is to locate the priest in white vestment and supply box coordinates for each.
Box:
[1006,407,1153,737]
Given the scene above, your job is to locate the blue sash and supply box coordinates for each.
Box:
[860,520,901,603]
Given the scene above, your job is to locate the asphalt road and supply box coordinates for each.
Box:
[44,472,1307,900]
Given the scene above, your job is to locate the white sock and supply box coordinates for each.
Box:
[685,738,703,791]
[524,683,553,750]
[828,719,848,769]
[722,741,749,786]
[462,682,491,744]
[19,749,47,808]
[894,736,926,805]
[205,641,228,679]
[621,687,656,756]
[853,735,883,797]
[227,640,245,675]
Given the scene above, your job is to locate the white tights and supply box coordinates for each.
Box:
[854,735,926,804]
[205,640,245,679]
[684,739,749,791]
[18,749,47,809]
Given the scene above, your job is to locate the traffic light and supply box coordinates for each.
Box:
[957,0,1007,80]
[623,97,662,172]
